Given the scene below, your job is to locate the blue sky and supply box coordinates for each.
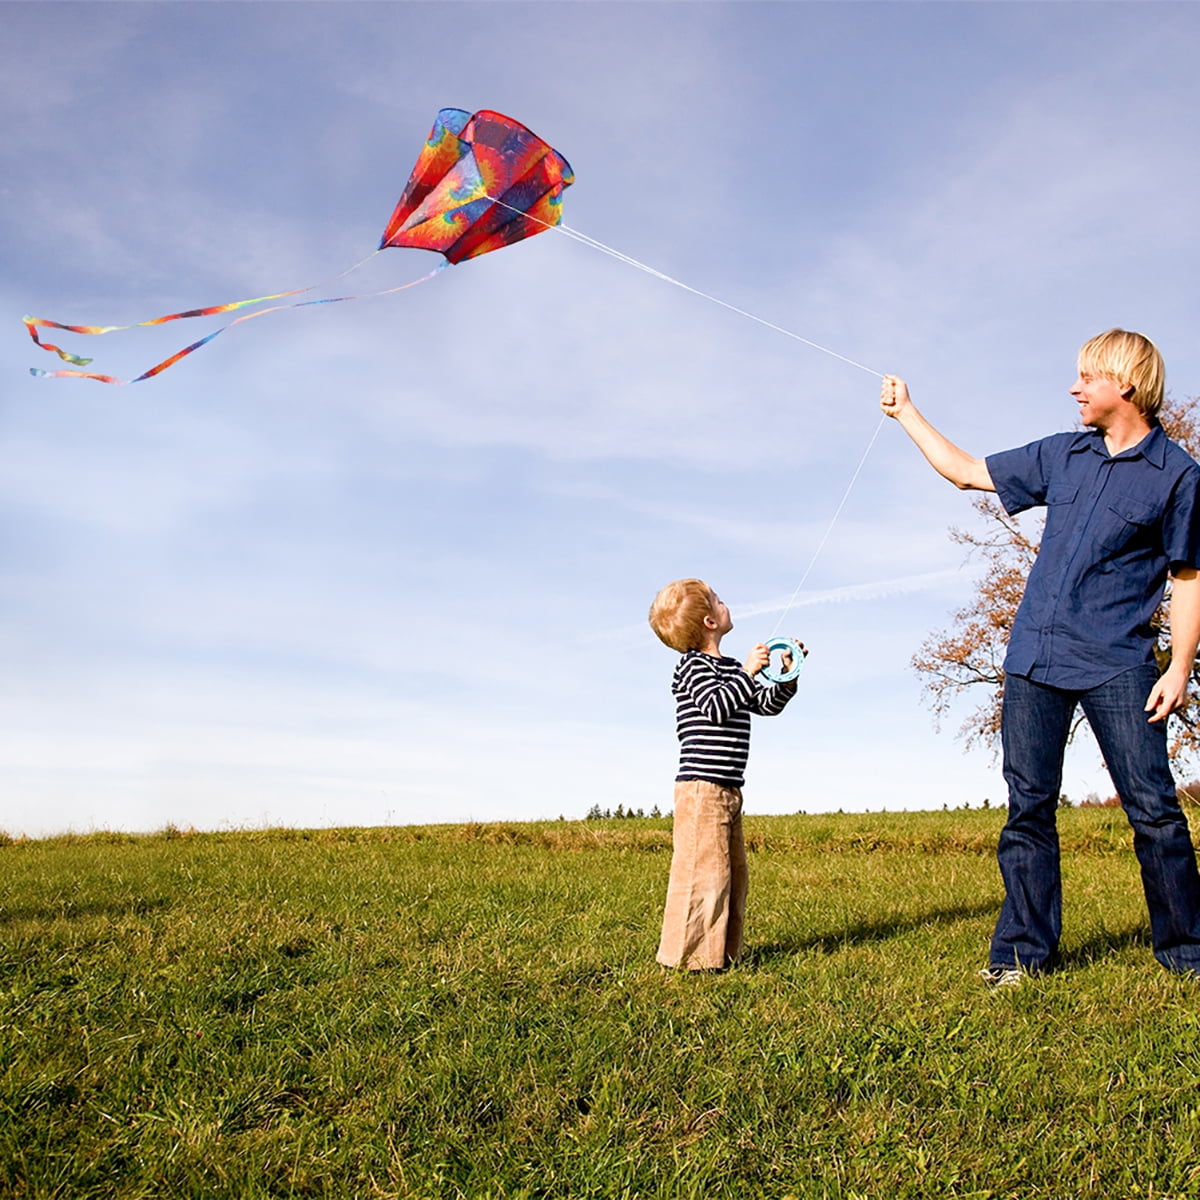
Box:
[4,1,1200,836]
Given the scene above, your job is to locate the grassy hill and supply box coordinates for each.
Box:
[3,811,1199,1198]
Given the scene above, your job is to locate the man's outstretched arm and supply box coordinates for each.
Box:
[880,375,996,492]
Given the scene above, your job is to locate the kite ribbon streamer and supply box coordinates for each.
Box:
[25,249,381,364]
[23,248,391,382]
[27,260,445,385]
[25,284,314,368]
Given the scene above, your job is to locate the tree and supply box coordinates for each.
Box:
[914,395,1200,767]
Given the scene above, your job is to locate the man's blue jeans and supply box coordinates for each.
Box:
[992,664,1200,974]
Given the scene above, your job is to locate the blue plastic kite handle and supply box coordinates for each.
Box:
[762,636,804,684]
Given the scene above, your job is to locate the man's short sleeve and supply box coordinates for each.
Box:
[985,437,1056,517]
[1163,463,1200,573]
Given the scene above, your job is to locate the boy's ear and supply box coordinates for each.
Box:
[702,613,718,629]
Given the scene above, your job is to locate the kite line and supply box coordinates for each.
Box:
[554,223,884,380]
[487,195,891,644]
[765,415,888,638]
[551,218,890,640]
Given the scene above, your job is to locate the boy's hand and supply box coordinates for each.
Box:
[743,643,770,676]
[880,375,911,419]
[780,640,806,671]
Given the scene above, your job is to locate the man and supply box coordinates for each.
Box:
[881,329,1200,983]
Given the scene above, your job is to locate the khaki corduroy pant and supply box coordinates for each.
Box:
[656,779,747,970]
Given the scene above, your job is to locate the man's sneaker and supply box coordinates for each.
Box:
[978,965,1024,988]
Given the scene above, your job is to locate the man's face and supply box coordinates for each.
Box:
[1071,370,1130,430]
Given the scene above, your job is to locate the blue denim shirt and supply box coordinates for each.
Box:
[986,425,1200,689]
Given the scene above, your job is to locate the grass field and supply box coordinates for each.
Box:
[3,809,1200,1199]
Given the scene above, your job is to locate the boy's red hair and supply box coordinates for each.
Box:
[649,578,714,652]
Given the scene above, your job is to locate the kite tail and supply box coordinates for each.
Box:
[23,287,314,367]
[21,319,98,367]
[29,262,447,385]
[23,248,387,377]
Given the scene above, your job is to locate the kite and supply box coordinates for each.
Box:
[24,108,574,384]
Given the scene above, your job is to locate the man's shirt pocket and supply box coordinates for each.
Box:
[1097,494,1160,556]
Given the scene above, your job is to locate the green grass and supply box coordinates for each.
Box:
[3,810,1200,1198]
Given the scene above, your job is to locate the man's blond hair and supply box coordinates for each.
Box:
[1078,328,1165,419]
[648,578,715,653]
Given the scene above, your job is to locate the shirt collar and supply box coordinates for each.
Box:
[1068,423,1167,468]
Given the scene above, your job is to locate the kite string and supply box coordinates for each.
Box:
[768,413,888,637]
[485,196,892,635]
[554,224,885,380]
[483,194,886,380]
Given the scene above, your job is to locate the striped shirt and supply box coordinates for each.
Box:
[671,650,797,787]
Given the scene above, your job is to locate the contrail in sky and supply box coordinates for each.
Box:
[732,568,966,617]
[590,567,967,646]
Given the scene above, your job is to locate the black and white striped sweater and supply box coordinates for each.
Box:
[671,650,796,788]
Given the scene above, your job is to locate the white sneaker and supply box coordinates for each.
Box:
[978,965,1023,988]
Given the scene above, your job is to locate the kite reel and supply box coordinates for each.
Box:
[762,636,805,684]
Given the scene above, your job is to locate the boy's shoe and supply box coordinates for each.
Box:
[978,965,1024,988]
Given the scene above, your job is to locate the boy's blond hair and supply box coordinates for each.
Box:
[649,578,715,653]
[1078,328,1165,419]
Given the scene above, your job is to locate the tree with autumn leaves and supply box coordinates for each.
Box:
[913,395,1200,768]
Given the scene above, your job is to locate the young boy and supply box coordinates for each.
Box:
[648,578,801,970]
[881,329,1200,982]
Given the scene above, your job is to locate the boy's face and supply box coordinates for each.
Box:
[707,591,733,637]
[1071,370,1132,430]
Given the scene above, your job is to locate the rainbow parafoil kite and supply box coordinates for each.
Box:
[25,108,574,384]
[381,107,574,263]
